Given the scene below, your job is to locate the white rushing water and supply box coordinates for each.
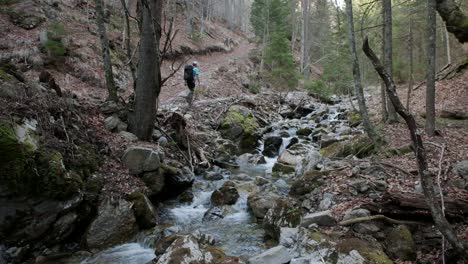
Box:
[78,243,155,264]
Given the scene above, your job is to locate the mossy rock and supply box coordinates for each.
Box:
[308,231,322,242]
[296,127,313,136]
[320,135,376,158]
[289,170,327,197]
[347,111,362,126]
[272,162,295,174]
[384,145,413,158]
[220,105,259,138]
[128,192,157,230]
[385,225,416,261]
[0,68,13,80]
[7,9,45,30]
[337,238,393,264]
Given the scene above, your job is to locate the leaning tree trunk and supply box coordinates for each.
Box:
[130,0,162,140]
[363,37,468,261]
[436,0,468,43]
[383,0,398,123]
[406,11,414,111]
[120,0,137,91]
[344,0,379,144]
[95,0,117,102]
[426,0,437,136]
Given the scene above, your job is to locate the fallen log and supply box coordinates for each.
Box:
[361,192,468,222]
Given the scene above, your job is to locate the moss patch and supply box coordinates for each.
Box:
[320,135,376,158]
[221,105,259,135]
[0,68,12,80]
[337,238,393,264]
[296,128,312,136]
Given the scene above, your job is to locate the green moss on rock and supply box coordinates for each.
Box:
[128,192,157,229]
[320,135,376,158]
[296,128,312,136]
[337,238,393,264]
[272,162,295,174]
[347,111,362,125]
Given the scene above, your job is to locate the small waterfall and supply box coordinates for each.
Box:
[78,243,155,264]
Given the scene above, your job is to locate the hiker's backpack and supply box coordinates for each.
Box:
[184,65,194,81]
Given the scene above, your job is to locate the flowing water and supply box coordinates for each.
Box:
[67,105,345,264]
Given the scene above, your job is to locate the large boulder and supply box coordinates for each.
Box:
[385,225,416,261]
[263,198,301,240]
[219,105,261,154]
[320,135,376,159]
[248,191,280,219]
[211,181,239,206]
[156,235,237,264]
[149,164,194,199]
[128,192,157,229]
[262,136,283,157]
[85,198,138,250]
[121,146,161,175]
[336,238,392,264]
[248,245,292,264]
[277,144,321,176]
[300,210,336,227]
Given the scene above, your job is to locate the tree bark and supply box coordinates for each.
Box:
[344,0,379,144]
[406,11,414,111]
[362,37,468,261]
[426,0,437,136]
[435,0,468,43]
[95,0,118,102]
[383,0,397,123]
[130,0,162,140]
[443,21,452,65]
[300,0,309,76]
[120,0,137,91]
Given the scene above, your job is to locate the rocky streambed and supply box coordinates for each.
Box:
[2,92,425,264]
[61,93,392,264]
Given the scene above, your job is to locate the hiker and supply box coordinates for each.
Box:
[184,61,200,105]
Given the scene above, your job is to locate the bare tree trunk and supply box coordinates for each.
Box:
[130,0,162,140]
[363,37,468,261]
[406,12,414,111]
[120,0,136,91]
[95,0,118,102]
[426,0,437,136]
[436,0,468,43]
[300,0,309,76]
[383,0,398,123]
[345,0,379,143]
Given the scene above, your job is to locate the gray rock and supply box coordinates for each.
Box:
[248,192,279,219]
[342,208,370,221]
[318,193,334,210]
[262,136,283,157]
[248,246,292,264]
[211,181,239,206]
[255,176,269,186]
[86,199,138,249]
[203,167,225,181]
[157,136,168,146]
[274,179,289,194]
[320,135,339,148]
[337,250,365,264]
[121,146,161,174]
[385,225,416,261]
[202,206,233,222]
[119,131,138,141]
[353,222,380,234]
[454,160,468,180]
[128,192,157,229]
[301,210,336,227]
[231,173,251,181]
[263,198,301,240]
[100,101,122,114]
[141,171,165,196]
[104,115,122,131]
[152,129,163,140]
[279,227,298,248]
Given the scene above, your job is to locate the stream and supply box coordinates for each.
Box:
[68,103,346,264]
